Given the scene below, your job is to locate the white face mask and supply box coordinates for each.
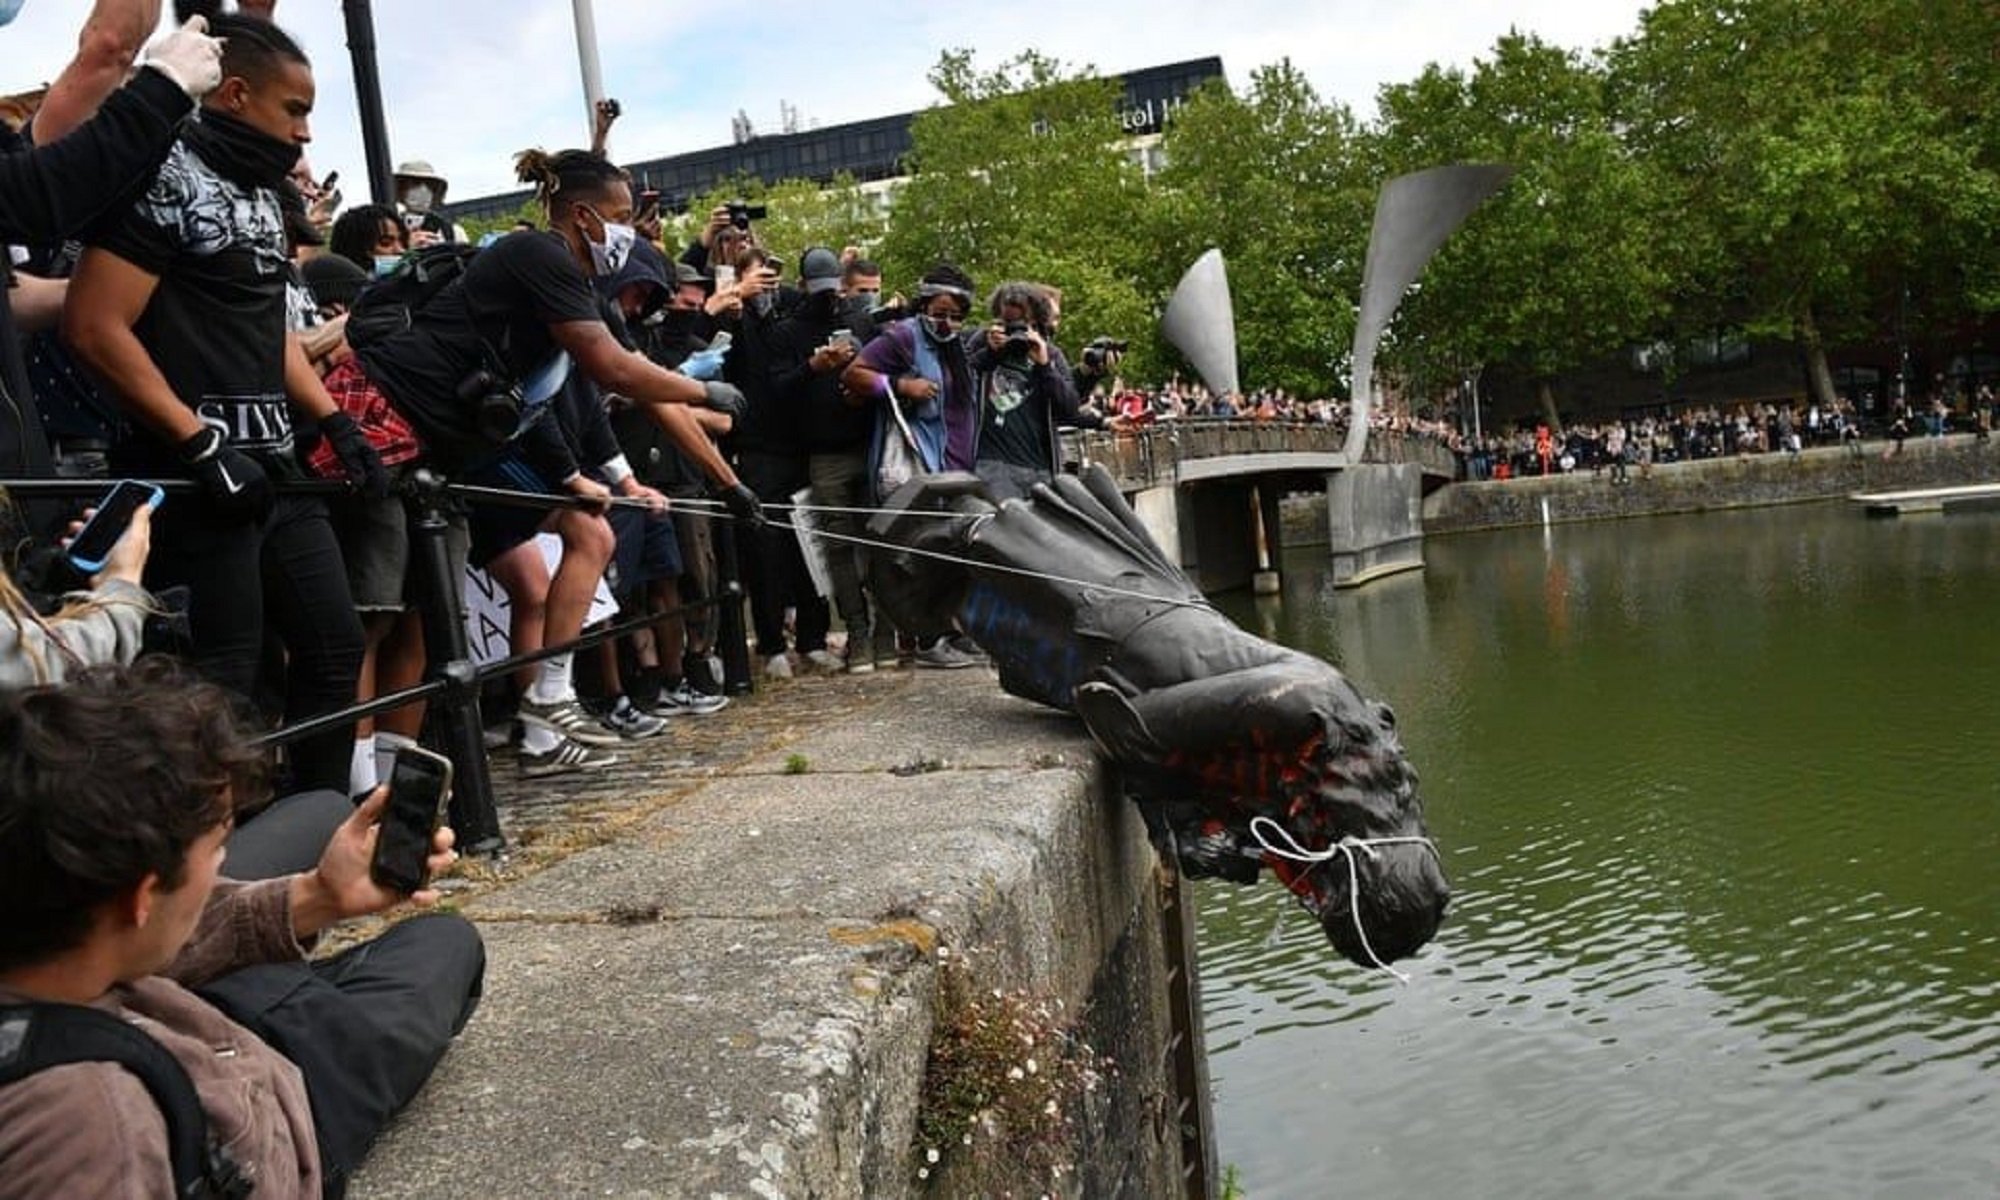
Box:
[586,214,637,277]
[402,184,435,213]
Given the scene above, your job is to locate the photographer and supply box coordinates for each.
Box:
[966,280,1103,502]
[0,660,483,1198]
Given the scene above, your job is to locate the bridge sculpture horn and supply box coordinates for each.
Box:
[1161,248,1240,400]
[1344,164,1513,461]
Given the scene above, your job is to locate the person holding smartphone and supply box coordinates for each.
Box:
[0,489,154,689]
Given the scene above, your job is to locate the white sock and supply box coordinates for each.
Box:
[350,736,378,797]
[528,654,574,705]
[522,722,561,754]
[375,731,417,783]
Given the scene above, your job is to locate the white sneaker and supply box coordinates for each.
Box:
[803,649,845,675]
[764,652,793,679]
[647,680,729,717]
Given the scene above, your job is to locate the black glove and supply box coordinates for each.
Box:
[179,427,273,522]
[702,380,747,422]
[320,410,392,500]
[721,481,766,530]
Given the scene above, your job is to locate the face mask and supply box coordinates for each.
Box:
[0,0,25,27]
[584,211,636,276]
[919,315,959,344]
[374,255,403,278]
[403,184,435,213]
[751,291,775,317]
[848,290,880,310]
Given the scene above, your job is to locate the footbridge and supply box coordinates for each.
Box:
[1062,422,1458,592]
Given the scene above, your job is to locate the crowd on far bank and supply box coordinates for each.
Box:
[1453,389,1999,482]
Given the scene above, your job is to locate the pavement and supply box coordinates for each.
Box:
[346,662,1139,1199]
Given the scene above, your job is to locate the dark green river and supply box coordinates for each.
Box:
[1200,502,2000,1198]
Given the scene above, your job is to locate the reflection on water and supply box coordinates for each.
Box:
[1200,503,2000,1198]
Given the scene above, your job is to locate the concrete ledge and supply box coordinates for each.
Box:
[350,672,1181,1199]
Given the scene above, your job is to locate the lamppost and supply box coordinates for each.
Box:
[341,0,394,205]
[572,0,606,141]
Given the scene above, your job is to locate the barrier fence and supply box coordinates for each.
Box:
[1,472,758,855]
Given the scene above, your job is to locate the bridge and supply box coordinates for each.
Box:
[1059,422,1459,592]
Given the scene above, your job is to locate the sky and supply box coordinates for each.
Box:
[2,0,1650,205]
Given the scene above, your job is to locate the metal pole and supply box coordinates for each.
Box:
[571,0,606,142]
[342,0,396,205]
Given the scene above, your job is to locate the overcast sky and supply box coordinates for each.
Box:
[3,0,1649,203]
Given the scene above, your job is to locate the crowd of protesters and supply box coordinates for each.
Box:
[0,11,1207,1183]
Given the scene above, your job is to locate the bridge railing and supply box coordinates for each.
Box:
[1064,420,1458,491]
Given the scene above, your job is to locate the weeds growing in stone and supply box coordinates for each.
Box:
[915,953,1104,1190]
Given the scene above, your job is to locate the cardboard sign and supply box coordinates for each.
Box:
[463,533,620,666]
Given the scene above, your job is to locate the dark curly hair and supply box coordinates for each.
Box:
[0,659,269,971]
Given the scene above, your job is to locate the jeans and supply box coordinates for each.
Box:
[146,492,365,796]
[198,914,485,1197]
[807,448,873,645]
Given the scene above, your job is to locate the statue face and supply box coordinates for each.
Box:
[1265,696,1452,968]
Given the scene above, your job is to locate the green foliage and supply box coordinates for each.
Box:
[1370,34,1673,401]
[880,50,1157,378]
[1151,63,1372,395]
[783,753,811,775]
[459,196,542,243]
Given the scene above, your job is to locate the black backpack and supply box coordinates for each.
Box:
[0,1003,250,1199]
[345,242,482,350]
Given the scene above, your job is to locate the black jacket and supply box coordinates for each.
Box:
[763,296,871,454]
[0,67,193,486]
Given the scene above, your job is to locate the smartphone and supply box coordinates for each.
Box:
[636,190,661,222]
[319,169,340,194]
[370,746,454,893]
[66,480,163,575]
[763,254,786,276]
[713,264,737,290]
[830,329,858,349]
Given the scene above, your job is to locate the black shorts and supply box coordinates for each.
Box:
[462,454,557,569]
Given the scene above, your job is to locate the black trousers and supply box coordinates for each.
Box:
[735,450,829,656]
[198,914,485,1199]
[221,789,352,880]
[147,492,365,795]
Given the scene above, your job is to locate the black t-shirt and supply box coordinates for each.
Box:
[357,230,602,470]
[977,356,1056,470]
[94,139,296,476]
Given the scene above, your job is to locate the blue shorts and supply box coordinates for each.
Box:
[609,503,682,597]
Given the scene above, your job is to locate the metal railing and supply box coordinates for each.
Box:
[1063,420,1458,491]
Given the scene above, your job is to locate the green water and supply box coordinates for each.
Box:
[1200,503,2000,1198]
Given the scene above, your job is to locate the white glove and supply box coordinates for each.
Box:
[144,17,226,100]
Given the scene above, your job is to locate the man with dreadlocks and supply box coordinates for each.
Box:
[65,10,384,798]
[352,146,762,775]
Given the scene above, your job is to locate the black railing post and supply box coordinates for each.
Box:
[712,516,754,696]
[406,472,504,854]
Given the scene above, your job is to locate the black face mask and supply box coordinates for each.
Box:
[184,108,303,191]
[658,309,702,338]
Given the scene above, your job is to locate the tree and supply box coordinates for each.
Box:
[661,173,886,269]
[1370,33,1674,427]
[1148,62,1374,397]
[1605,0,2000,410]
[878,51,1155,376]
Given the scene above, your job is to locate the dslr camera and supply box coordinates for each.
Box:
[726,199,768,230]
[1001,321,1037,357]
[459,368,527,442]
[1082,337,1129,372]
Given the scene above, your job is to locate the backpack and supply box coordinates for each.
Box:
[344,242,482,351]
[0,1002,250,1198]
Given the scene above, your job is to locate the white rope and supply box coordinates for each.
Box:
[1247,814,1440,984]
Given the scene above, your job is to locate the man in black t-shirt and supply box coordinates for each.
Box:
[65,17,385,796]
[353,147,761,770]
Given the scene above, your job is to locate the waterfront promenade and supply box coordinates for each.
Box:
[349,668,1180,1199]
